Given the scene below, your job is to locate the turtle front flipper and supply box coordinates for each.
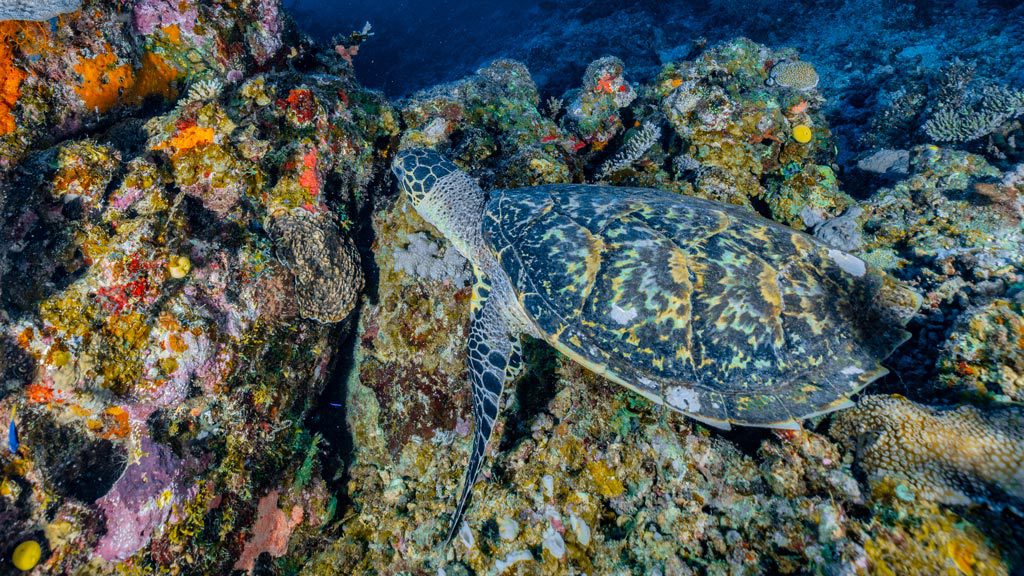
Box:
[444,269,524,546]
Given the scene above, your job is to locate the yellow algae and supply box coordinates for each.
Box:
[586,459,624,498]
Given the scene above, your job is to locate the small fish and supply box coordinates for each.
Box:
[7,408,19,454]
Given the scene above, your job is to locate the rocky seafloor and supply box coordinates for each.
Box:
[0,1,1023,575]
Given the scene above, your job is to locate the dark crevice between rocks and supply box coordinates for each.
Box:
[21,413,127,503]
[307,306,359,519]
[496,338,560,454]
[305,148,391,520]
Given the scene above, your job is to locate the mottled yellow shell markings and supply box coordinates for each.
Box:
[668,249,691,286]
[756,262,785,348]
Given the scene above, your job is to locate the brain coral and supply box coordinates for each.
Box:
[766,59,820,91]
[830,395,1024,511]
[271,209,364,323]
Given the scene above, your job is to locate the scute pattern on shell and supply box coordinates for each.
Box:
[830,395,1024,510]
[768,60,820,91]
[271,209,364,323]
[484,185,918,426]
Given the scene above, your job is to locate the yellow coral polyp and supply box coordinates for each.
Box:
[12,540,42,572]
[168,255,192,278]
[792,124,813,144]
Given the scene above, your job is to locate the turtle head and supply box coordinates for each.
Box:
[392,148,460,204]
[391,148,486,259]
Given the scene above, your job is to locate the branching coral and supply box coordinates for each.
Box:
[924,85,1024,143]
[597,120,662,178]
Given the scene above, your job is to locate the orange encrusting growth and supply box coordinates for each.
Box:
[74,46,180,113]
[74,47,134,113]
[131,51,180,103]
[0,22,44,135]
[153,124,215,158]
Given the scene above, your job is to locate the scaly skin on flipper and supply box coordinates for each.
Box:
[443,270,524,545]
[391,148,921,545]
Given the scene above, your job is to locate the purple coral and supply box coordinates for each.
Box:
[94,438,183,561]
[246,0,284,65]
[132,0,198,36]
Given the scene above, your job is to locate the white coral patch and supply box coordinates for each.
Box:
[493,550,533,572]
[827,249,866,277]
[841,365,865,376]
[610,304,638,325]
[666,386,702,413]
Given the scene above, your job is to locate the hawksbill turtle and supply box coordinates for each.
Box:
[390,148,921,544]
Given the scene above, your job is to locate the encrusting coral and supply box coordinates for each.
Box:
[830,395,1024,510]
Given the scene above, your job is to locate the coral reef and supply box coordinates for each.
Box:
[651,39,851,226]
[0,0,294,168]
[2,3,1023,575]
[937,294,1024,402]
[0,16,397,569]
[399,58,571,187]
[562,55,637,149]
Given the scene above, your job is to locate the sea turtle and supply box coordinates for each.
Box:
[390,148,921,545]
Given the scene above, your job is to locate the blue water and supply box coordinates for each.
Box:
[286,0,1023,95]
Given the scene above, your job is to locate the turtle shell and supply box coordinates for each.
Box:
[483,185,919,429]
